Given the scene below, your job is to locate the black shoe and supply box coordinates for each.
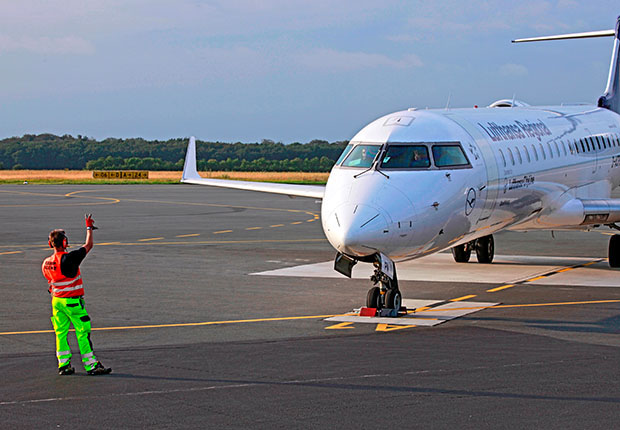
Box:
[87,362,112,376]
[58,364,75,375]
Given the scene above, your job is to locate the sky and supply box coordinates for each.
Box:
[0,1,618,142]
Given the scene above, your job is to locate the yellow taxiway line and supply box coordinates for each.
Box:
[486,284,515,293]
[2,299,618,336]
[450,294,477,302]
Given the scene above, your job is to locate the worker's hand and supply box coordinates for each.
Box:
[85,214,98,230]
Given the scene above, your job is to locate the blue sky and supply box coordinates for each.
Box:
[1,1,618,142]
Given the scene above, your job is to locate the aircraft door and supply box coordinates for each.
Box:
[445,114,499,223]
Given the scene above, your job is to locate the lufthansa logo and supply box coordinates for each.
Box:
[465,188,476,216]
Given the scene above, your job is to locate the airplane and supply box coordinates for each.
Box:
[181,17,620,313]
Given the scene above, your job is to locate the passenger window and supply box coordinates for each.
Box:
[561,141,567,156]
[539,143,547,160]
[380,145,430,169]
[335,144,354,165]
[341,144,380,168]
[546,143,554,158]
[580,139,586,153]
[515,147,523,164]
[432,144,470,168]
[507,148,515,165]
[554,141,560,157]
[498,149,506,167]
[523,145,531,163]
[568,141,575,155]
[531,144,539,161]
[596,136,602,150]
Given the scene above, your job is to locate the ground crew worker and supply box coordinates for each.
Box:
[41,214,111,376]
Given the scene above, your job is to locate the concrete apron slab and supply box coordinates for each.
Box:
[253,253,620,287]
[324,299,499,327]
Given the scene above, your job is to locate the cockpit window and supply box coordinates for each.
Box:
[335,144,354,165]
[380,145,430,169]
[432,144,470,168]
[341,144,380,168]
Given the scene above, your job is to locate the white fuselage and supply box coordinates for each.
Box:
[321,105,620,262]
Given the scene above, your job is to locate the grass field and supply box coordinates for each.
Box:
[0,170,329,185]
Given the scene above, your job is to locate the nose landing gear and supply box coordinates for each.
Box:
[333,251,401,313]
[366,256,401,310]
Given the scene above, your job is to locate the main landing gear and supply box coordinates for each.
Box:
[451,234,494,264]
[609,234,620,268]
[366,255,401,311]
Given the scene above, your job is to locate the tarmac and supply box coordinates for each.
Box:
[1,184,620,428]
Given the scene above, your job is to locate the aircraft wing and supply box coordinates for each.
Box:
[180,137,325,199]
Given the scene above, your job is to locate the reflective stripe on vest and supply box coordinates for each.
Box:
[42,252,85,298]
[49,275,82,287]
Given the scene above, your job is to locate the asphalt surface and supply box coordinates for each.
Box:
[1,185,619,429]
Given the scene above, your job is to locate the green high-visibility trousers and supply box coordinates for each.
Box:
[50,296,98,371]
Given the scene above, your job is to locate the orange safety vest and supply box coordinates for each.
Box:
[42,252,85,298]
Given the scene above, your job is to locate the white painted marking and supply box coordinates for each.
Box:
[252,254,618,287]
[325,300,498,327]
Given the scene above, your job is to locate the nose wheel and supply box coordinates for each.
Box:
[366,259,401,310]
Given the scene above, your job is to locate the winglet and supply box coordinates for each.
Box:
[181,136,200,182]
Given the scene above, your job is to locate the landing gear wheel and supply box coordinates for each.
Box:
[451,243,472,263]
[384,289,402,311]
[609,235,620,268]
[366,286,381,309]
[475,235,494,264]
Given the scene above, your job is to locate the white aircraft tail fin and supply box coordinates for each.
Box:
[513,16,620,115]
[599,18,620,114]
[181,136,200,181]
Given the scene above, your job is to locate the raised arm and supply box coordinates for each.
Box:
[83,214,97,253]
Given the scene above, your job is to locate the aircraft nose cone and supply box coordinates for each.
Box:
[324,203,389,257]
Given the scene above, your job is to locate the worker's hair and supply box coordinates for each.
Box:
[49,229,67,248]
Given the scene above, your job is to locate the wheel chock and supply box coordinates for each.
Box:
[359,307,377,317]
[359,307,409,317]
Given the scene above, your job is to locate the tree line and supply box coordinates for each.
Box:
[0,134,348,172]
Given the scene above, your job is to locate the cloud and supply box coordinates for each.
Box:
[0,35,94,55]
[499,63,529,77]
[297,48,423,72]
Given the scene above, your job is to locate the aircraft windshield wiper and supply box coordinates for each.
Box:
[353,144,390,179]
